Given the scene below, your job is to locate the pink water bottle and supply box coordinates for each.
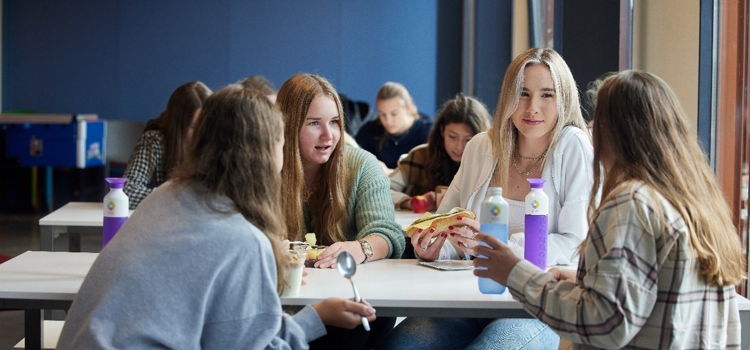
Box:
[103,177,129,247]
[524,178,548,269]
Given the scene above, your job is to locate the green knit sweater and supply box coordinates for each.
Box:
[304,147,405,258]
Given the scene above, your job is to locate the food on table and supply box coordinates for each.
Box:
[304,233,317,246]
[410,195,430,213]
[304,245,327,267]
[404,207,476,238]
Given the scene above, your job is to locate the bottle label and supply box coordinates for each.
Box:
[103,196,129,217]
[525,190,549,216]
[482,202,509,224]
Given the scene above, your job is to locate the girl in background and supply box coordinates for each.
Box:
[390,93,491,211]
[356,81,432,172]
[123,81,211,209]
[277,73,404,349]
[472,70,744,349]
[59,86,375,349]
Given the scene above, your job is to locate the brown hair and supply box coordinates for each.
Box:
[488,48,587,188]
[148,81,212,176]
[590,70,744,286]
[171,84,287,291]
[425,93,491,187]
[277,74,349,245]
[238,75,276,96]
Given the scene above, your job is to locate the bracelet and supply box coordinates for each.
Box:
[358,239,374,263]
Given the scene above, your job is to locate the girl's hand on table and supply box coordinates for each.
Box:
[315,241,366,268]
[420,191,437,212]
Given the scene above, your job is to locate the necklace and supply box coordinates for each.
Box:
[516,152,546,160]
[512,159,542,177]
[511,151,546,177]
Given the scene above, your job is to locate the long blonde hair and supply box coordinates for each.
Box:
[590,70,744,286]
[277,74,349,244]
[171,85,287,291]
[488,48,587,188]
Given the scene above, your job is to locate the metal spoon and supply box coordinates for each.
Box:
[336,251,371,331]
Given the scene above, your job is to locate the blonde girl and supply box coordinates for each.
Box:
[474,70,744,349]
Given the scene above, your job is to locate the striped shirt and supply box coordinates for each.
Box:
[123,130,166,210]
[506,182,741,349]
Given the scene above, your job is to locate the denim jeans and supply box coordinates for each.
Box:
[466,318,559,350]
[378,317,558,350]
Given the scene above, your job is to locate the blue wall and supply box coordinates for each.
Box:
[4,1,444,120]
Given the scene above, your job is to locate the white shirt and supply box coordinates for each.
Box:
[437,126,594,265]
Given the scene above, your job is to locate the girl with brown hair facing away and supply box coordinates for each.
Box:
[59,86,375,349]
[472,70,744,349]
[123,81,211,209]
[277,73,404,349]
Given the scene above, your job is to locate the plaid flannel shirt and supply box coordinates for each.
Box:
[123,130,166,210]
[506,182,741,349]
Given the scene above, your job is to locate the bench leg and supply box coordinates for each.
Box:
[24,309,43,350]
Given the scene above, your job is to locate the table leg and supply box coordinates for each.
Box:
[39,226,58,252]
[741,308,749,350]
[24,309,43,350]
[69,233,81,252]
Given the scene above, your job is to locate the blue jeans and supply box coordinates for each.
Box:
[378,317,558,350]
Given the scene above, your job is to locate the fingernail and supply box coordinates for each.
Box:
[417,229,423,233]
[448,226,454,230]
[429,228,435,233]
[449,232,455,236]
[441,233,447,238]
[457,216,463,221]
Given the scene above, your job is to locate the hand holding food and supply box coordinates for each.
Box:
[404,208,476,261]
[404,207,476,238]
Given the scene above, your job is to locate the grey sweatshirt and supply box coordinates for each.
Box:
[58,182,326,349]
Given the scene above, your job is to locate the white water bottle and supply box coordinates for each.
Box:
[477,187,509,294]
[103,177,129,247]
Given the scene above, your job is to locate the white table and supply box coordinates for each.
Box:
[0,251,97,350]
[38,202,132,252]
[0,252,525,350]
[282,258,526,318]
[6,252,750,350]
[38,202,422,252]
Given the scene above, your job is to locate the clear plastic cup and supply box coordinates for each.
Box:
[281,249,306,297]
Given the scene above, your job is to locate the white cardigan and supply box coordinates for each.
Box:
[437,126,594,265]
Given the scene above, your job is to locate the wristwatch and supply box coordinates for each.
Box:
[358,239,374,263]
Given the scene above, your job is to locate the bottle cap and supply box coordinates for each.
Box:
[527,178,545,189]
[105,177,128,189]
[488,186,503,195]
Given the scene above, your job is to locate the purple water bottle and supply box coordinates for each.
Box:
[524,178,548,269]
[103,177,129,247]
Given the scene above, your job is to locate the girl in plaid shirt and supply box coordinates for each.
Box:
[123,81,211,209]
[471,70,744,349]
